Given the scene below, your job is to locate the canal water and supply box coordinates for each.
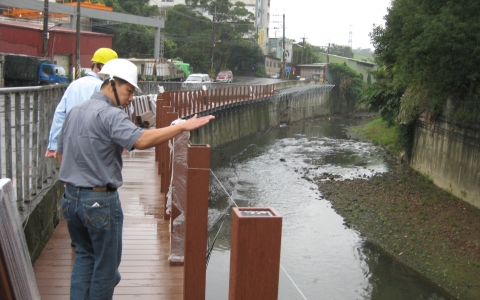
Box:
[205,117,448,300]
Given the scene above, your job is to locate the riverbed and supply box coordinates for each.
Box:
[205,117,455,299]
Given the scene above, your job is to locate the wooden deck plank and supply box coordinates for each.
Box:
[33,148,183,298]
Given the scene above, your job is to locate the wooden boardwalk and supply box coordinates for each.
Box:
[33,148,183,300]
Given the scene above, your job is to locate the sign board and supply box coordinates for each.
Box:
[258,29,265,46]
[285,43,293,63]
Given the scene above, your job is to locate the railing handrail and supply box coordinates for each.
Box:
[0,84,69,95]
[0,85,67,213]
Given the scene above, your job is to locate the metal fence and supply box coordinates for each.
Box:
[0,84,163,210]
[137,81,238,95]
[0,85,67,211]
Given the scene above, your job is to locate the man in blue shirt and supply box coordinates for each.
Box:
[45,48,118,158]
[58,59,214,299]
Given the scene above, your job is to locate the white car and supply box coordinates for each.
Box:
[182,74,212,90]
[270,73,280,79]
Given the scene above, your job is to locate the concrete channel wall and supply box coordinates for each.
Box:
[410,115,480,208]
[190,86,333,148]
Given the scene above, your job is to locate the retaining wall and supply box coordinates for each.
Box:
[190,88,331,148]
[410,115,480,208]
[23,180,64,263]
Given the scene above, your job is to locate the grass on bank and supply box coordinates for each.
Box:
[353,116,401,155]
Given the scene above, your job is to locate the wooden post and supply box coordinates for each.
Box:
[183,145,210,300]
[155,94,169,163]
[229,207,282,300]
[155,99,162,162]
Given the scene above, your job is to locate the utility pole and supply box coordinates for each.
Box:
[282,14,286,79]
[327,43,330,64]
[42,0,49,58]
[299,34,308,64]
[326,43,330,84]
[75,0,81,80]
[210,5,216,75]
[301,34,307,64]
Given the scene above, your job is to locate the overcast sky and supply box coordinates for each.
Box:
[269,0,392,50]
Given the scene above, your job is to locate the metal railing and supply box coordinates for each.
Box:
[0,85,67,211]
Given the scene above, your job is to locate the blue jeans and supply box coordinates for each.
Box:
[61,185,123,300]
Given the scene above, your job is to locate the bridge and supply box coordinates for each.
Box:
[0,81,333,299]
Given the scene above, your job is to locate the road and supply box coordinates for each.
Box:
[231,76,286,85]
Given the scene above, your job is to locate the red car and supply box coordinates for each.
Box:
[216,70,233,83]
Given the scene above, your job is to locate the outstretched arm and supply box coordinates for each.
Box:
[134,114,215,150]
[45,96,68,157]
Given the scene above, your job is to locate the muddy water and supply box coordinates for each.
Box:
[205,118,448,300]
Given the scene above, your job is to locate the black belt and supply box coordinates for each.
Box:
[68,185,117,193]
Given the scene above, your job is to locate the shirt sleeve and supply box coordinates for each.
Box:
[57,118,64,154]
[108,110,144,151]
[47,92,69,150]
[47,76,102,150]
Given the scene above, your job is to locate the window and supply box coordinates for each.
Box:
[42,65,53,76]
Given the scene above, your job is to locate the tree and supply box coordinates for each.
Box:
[163,5,212,72]
[370,0,480,124]
[93,1,261,74]
[353,48,374,57]
[360,67,404,127]
[184,0,256,73]
[328,44,353,58]
[162,4,259,73]
[328,63,363,113]
[95,0,162,57]
[291,42,320,66]
[228,39,264,71]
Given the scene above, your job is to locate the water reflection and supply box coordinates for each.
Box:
[206,118,448,300]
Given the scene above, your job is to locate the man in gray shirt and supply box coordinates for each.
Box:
[58,58,214,299]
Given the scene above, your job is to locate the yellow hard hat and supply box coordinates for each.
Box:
[91,48,118,65]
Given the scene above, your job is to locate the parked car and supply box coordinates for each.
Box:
[182,73,212,90]
[270,73,280,79]
[216,70,233,83]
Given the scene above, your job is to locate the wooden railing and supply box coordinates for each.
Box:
[162,84,275,118]
[153,84,285,299]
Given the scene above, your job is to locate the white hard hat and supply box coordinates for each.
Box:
[99,58,141,92]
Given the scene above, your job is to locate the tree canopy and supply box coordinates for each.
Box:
[164,4,261,73]
[367,0,480,124]
[328,63,363,114]
[290,43,320,66]
[328,44,354,58]
[93,0,263,74]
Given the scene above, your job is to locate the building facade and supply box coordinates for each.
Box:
[264,55,281,76]
[0,19,113,75]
